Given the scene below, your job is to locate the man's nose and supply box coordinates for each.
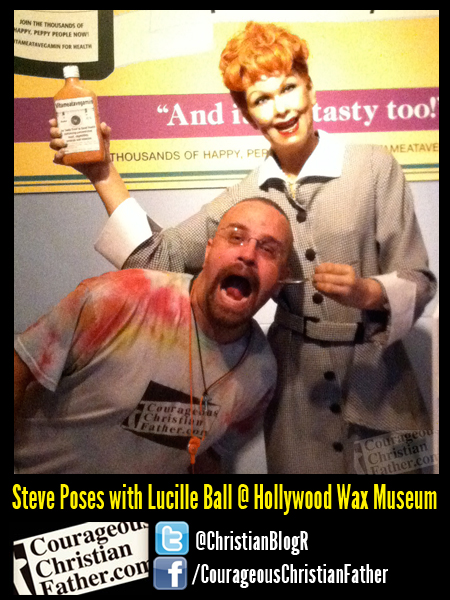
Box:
[237,239,258,264]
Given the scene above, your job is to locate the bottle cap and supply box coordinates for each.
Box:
[63,65,80,79]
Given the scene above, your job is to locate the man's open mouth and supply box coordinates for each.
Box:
[220,274,253,301]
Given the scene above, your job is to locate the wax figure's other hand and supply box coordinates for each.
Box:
[313,263,384,311]
[49,119,112,184]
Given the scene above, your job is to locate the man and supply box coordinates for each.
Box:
[14,198,293,474]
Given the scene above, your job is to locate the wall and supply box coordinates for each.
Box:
[14,180,439,473]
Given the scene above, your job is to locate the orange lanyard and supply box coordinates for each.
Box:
[188,295,252,473]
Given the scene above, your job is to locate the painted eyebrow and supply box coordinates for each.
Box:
[247,75,298,100]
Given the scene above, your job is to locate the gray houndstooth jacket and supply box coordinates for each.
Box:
[122,135,437,474]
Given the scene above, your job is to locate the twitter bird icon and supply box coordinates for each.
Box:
[155,522,189,555]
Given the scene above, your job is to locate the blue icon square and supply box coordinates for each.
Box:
[154,557,187,590]
[156,522,189,555]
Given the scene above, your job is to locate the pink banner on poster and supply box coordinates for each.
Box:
[14,87,439,143]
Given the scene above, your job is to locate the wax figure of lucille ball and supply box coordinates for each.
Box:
[14,198,294,474]
[49,22,436,473]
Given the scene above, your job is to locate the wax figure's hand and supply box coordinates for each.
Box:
[49,119,112,184]
[313,263,385,311]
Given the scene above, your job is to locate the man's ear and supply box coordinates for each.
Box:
[203,238,214,268]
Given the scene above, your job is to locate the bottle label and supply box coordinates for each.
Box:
[55,96,99,154]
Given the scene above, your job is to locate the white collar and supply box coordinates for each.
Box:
[258,130,345,187]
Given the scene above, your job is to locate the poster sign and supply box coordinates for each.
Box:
[14,10,439,193]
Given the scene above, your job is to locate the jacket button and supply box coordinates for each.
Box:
[312,292,324,304]
[332,442,344,452]
[296,210,306,223]
[330,403,341,414]
[305,248,316,261]
[324,371,336,381]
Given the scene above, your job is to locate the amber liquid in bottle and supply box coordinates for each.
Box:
[54,65,105,165]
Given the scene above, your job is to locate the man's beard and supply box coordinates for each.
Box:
[203,265,260,331]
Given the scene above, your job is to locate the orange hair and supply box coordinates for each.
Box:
[219,22,310,92]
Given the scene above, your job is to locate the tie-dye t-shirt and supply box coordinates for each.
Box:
[14,269,276,474]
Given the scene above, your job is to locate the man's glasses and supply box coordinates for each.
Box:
[216,226,284,260]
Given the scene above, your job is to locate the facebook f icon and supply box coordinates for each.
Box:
[169,561,184,587]
[154,557,187,590]
[156,522,189,555]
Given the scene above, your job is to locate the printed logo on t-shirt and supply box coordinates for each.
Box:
[121,381,220,449]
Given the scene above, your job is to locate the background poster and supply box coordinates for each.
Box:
[14,10,439,193]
